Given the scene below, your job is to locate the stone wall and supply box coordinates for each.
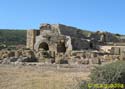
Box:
[90,31,120,43]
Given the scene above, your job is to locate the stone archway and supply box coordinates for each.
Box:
[39,42,49,51]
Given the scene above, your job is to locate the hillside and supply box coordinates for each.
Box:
[0,30,26,46]
[0,28,92,46]
[0,28,123,47]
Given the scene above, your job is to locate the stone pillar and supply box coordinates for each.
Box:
[26,30,36,49]
[49,51,55,58]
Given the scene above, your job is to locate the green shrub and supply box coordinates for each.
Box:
[79,61,125,89]
[90,61,125,84]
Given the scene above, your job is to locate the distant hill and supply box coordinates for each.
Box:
[0,29,92,47]
[0,28,123,47]
[0,29,26,46]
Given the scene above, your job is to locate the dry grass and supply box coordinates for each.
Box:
[0,64,90,89]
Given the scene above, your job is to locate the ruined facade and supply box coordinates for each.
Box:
[26,23,122,52]
[26,23,93,55]
[1,23,124,64]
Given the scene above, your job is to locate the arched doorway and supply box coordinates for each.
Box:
[39,42,49,51]
[57,40,66,53]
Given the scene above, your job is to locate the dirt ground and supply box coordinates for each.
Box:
[0,64,90,89]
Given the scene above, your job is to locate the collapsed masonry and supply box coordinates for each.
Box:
[26,23,125,64]
[0,23,125,64]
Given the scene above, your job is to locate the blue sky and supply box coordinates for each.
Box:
[0,0,125,34]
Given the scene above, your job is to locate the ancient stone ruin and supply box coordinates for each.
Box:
[25,23,125,64]
[26,23,91,52]
[1,23,125,64]
[26,24,94,63]
[27,23,122,51]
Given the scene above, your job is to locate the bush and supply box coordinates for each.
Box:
[79,61,125,89]
[90,61,125,84]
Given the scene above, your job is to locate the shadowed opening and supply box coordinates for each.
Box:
[57,41,66,53]
[39,42,49,50]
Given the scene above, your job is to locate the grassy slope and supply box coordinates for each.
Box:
[0,29,92,46]
[0,29,26,45]
[0,29,121,46]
